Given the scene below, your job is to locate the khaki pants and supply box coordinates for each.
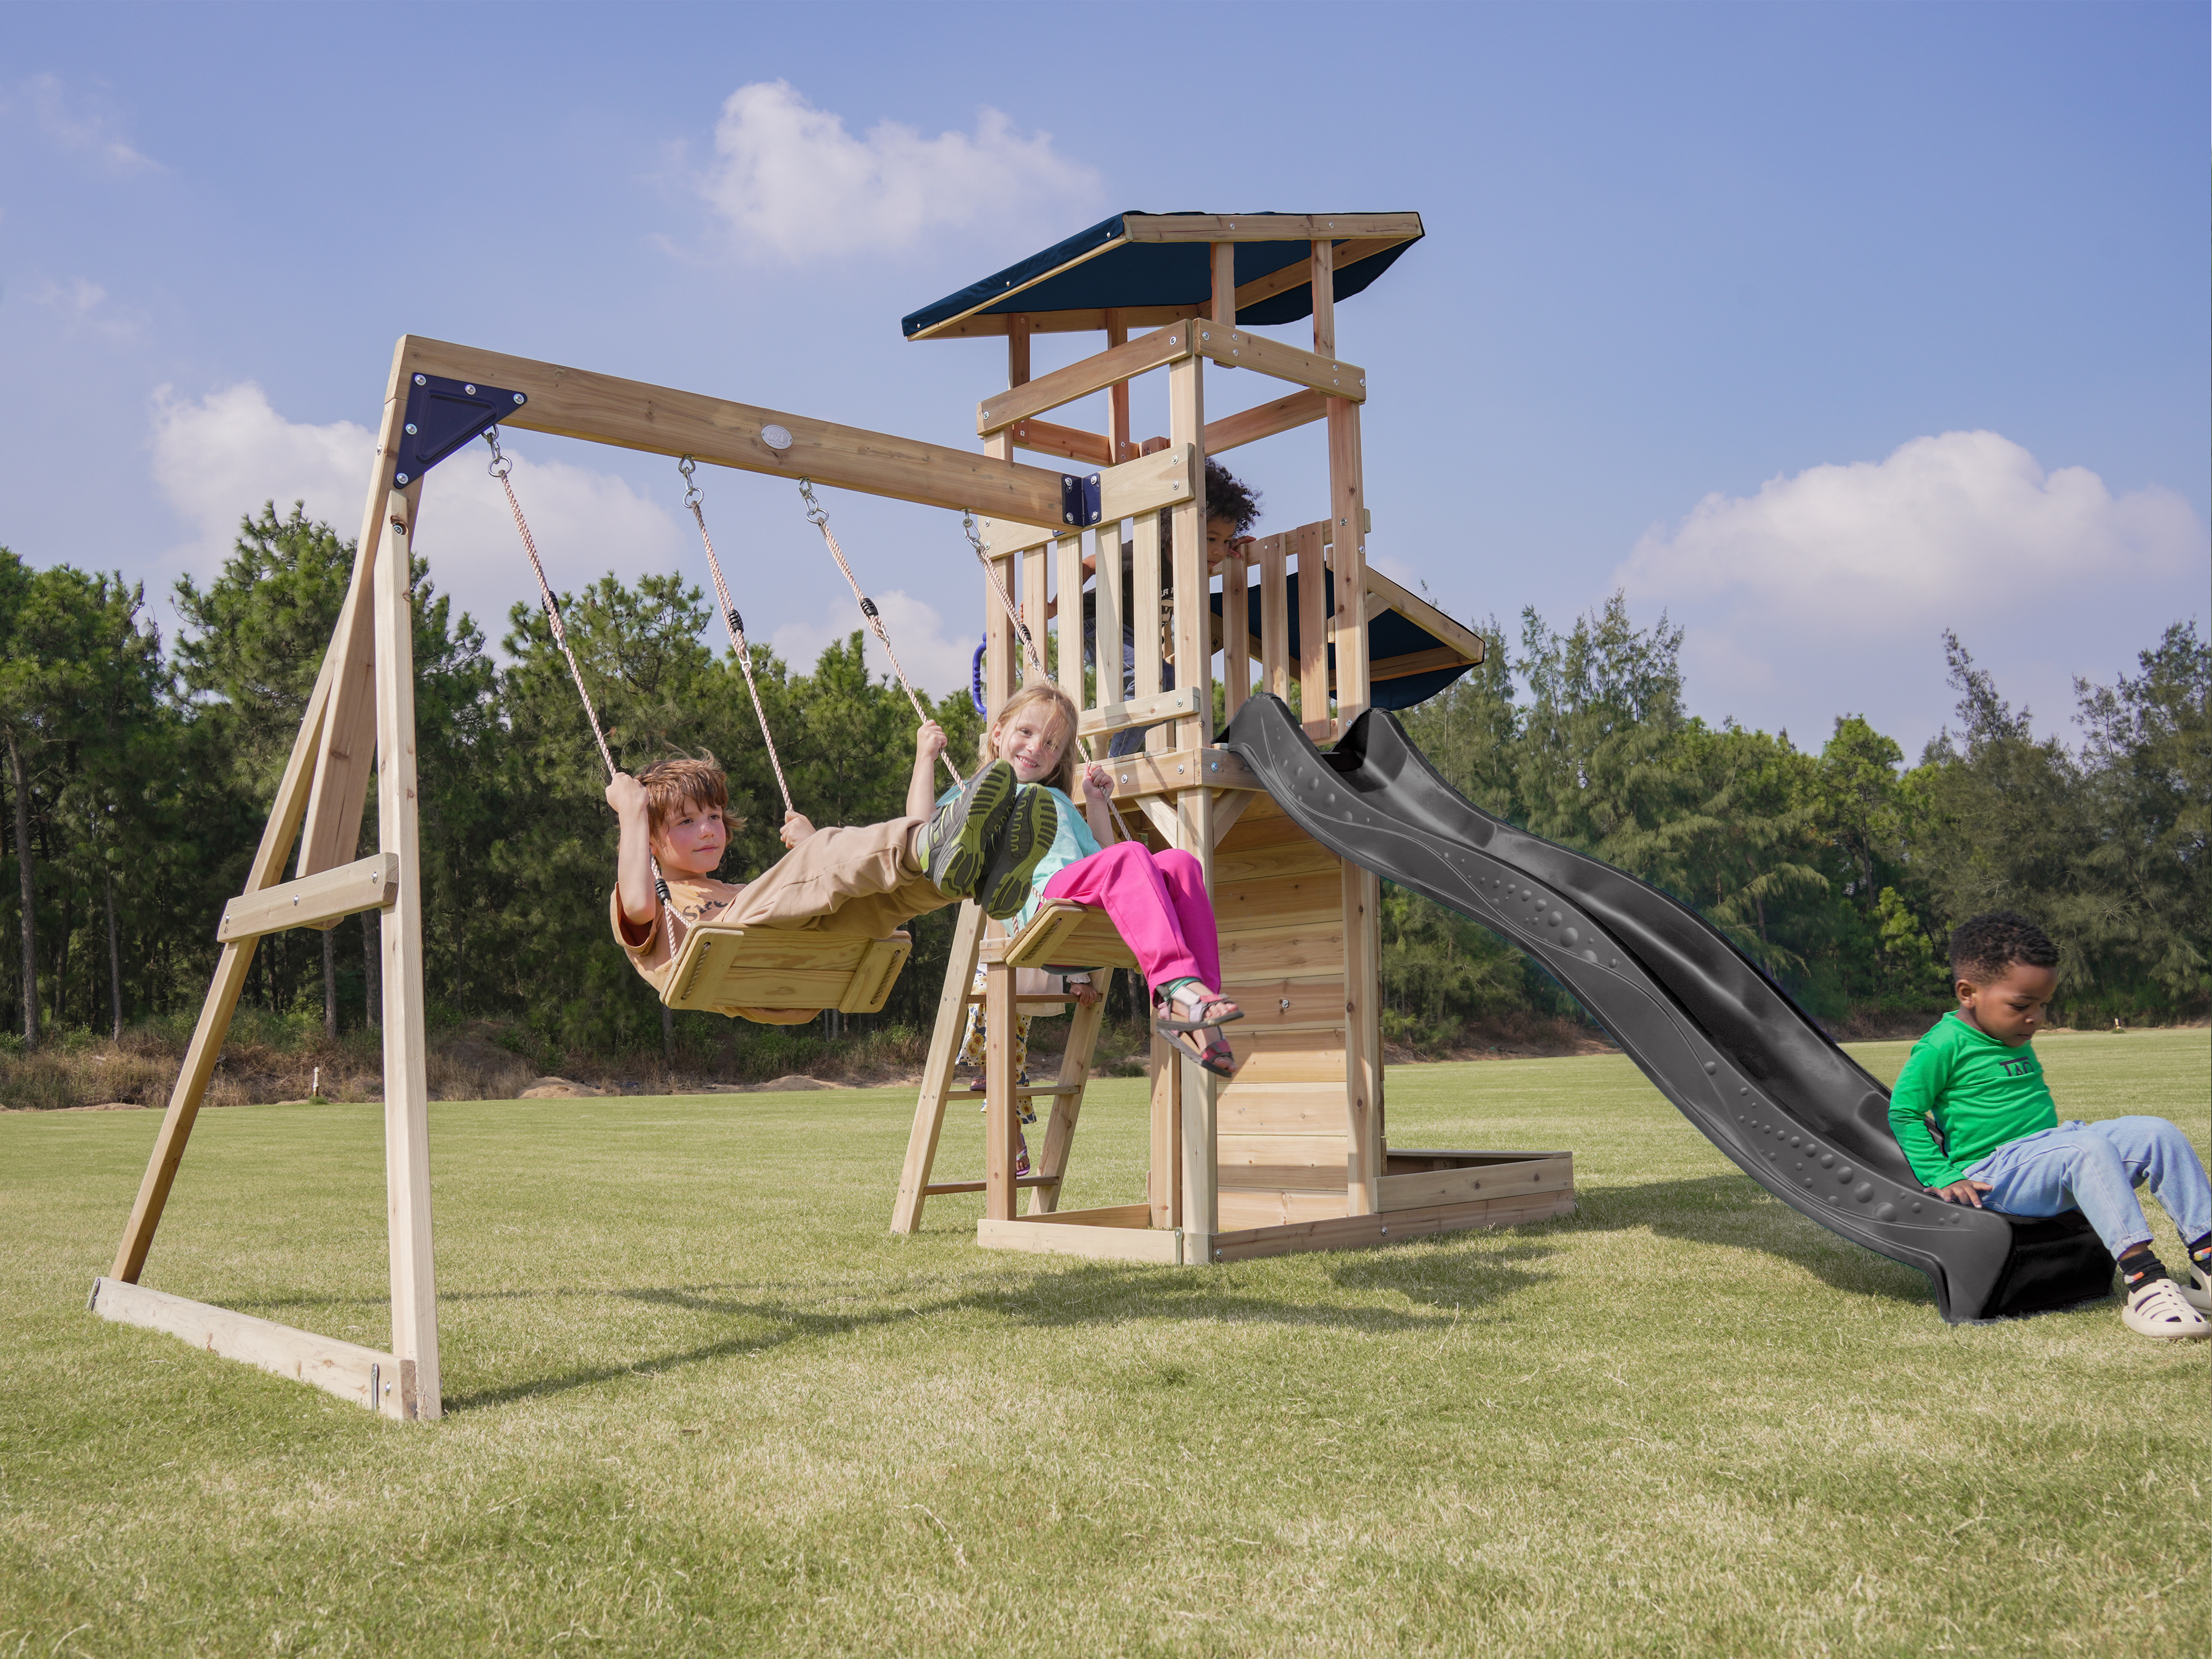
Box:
[723,817,947,938]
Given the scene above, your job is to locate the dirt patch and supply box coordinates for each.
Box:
[519,1077,606,1099]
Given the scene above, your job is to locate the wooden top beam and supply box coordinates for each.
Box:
[1123,213,1422,243]
[976,442,1197,555]
[977,323,1196,436]
[1192,327,1365,402]
[397,336,1071,523]
[920,304,1205,341]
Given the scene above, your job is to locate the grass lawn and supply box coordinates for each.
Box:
[3,1029,2205,1656]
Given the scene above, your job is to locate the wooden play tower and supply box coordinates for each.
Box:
[888,212,1574,1264]
[87,208,1571,1421]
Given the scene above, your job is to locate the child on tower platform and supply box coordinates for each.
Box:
[1888,910,2211,1340]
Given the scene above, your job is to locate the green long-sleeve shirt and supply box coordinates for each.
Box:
[1886,1010,2059,1188]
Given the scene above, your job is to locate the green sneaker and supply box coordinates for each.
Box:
[978,785,1060,921]
[919,761,1016,901]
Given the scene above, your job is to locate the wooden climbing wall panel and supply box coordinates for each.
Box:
[1210,794,1352,1223]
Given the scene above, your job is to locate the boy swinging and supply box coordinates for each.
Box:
[606,733,1058,1023]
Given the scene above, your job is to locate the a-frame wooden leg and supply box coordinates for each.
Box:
[297,341,416,879]
[109,640,340,1281]
[891,900,985,1233]
[1025,993,1105,1215]
[374,491,440,1420]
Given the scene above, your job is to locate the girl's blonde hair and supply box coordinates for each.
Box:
[981,682,1081,795]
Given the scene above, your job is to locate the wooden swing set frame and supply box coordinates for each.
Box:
[88,212,1570,1422]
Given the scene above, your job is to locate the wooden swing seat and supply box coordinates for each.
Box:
[665,921,911,1016]
[985,900,1140,973]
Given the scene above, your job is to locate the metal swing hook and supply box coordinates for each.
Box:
[483,427,513,481]
[798,477,828,527]
[677,454,704,514]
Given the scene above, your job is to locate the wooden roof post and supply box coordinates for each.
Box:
[1319,230,1381,1213]
[1310,237,1335,357]
[1006,312,1031,390]
[1172,280,1219,1259]
[1104,306,1131,461]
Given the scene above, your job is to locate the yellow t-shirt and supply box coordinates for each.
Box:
[608,876,817,1025]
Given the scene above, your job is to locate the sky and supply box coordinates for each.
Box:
[3,1,2204,760]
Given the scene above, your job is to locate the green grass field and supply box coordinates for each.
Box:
[3,1030,2205,1656]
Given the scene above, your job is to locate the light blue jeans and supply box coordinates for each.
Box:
[1966,1117,2212,1257]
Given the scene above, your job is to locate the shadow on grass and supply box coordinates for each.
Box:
[438,1249,1563,1411]
[1568,1170,1938,1307]
[218,1174,1949,1415]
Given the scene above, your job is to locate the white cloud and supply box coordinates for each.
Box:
[30,276,142,341]
[772,588,974,700]
[1613,430,2206,747]
[148,382,691,647]
[698,80,1099,263]
[1618,430,2198,631]
[21,74,159,173]
[150,383,372,565]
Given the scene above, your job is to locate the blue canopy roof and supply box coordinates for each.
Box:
[902,211,1423,340]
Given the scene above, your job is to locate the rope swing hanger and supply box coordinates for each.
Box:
[483,428,670,903]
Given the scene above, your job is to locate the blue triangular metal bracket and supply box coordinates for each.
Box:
[1059,471,1103,529]
[391,373,528,488]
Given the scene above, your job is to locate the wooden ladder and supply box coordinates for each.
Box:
[890,901,1118,1231]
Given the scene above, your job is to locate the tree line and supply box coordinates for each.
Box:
[0,507,2203,1060]
[1387,596,2208,1042]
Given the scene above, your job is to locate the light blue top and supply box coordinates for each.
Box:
[938,781,1101,930]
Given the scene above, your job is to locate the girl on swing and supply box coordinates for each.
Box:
[923,680,1241,1078]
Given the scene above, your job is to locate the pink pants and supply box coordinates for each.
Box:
[1041,842,1221,993]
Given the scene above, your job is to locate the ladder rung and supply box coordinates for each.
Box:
[924,1173,1060,1196]
[945,1082,1086,1101]
[963,993,1088,1006]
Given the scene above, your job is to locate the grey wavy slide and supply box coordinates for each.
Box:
[1222,694,2114,1322]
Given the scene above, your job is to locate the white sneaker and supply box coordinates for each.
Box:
[2121,1276,2210,1340]
[2182,1260,2212,1313]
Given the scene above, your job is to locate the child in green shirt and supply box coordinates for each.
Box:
[1889,911,2211,1340]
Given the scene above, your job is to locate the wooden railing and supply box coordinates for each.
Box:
[983,512,1367,759]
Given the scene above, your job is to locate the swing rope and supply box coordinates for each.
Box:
[799,479,963,786]
[961,511,1047,682]
[679,457,795,820]
[489,431,616,780]
[486,430,668,902]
